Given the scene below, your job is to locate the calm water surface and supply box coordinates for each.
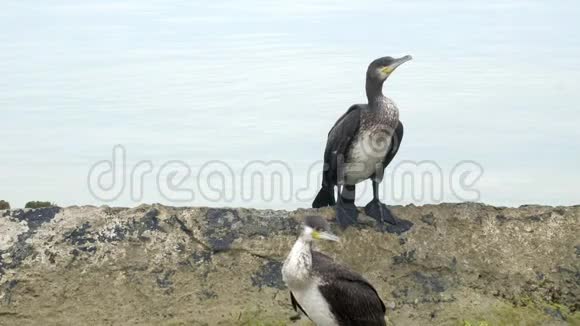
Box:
[1,1,579,208]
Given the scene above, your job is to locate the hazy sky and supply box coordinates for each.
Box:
[1,0,579,209]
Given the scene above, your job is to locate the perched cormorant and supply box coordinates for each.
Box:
[282,216,386,326]
[312,55,413,232]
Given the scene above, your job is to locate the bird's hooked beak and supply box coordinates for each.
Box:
[312,230,340,242]
[381,55,413,74]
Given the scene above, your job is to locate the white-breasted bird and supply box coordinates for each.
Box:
[282,216,386,326]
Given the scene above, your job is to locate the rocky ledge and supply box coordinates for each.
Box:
[0,203,578,325]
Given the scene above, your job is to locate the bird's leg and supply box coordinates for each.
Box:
[364,181,397,225]
[364,181,413,234]
[335,184,358,228]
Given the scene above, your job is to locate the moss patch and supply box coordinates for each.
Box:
[24,201,56,209]
[0,200,10,210]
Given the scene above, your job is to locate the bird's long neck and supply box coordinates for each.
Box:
[366,76,386,107]
[283,237,313,284]
[289,237,312,268]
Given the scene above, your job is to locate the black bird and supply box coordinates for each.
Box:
[312,55,413,232]
[282,216,386,326]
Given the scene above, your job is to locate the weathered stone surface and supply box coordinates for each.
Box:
[0,203,578,325]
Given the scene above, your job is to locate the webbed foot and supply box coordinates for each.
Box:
[365,199,396,224]
[336,203,358,228]
[364,199,413,234]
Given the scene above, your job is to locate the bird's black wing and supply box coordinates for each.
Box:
[312,252,386,326]
[322,105,363,187]
[382,120,404,170]
[290,292,308,317]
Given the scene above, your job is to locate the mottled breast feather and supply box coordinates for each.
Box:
[321,97,400,187]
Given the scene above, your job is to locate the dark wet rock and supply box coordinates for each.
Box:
[0,204,577,325]
[155,270,175,289]
[413,272,447,294]
[190,250,212,265]
[544,307,567,321]
[168,214,194,238]
[496,214,508,223]
[553,207,566,216]
[536,271,545,281]
[207,233,235,252]
[44,250,56,264]
[450,257,458,271]
[64,222,95,247]
[6,241,34,270]
[386,219,414,235]
[139,208,161,233]
[0,208,62,275]
[1,235,35,274]
[204,209,239,252]
[526,212,550,222]
[197,289,217,301]
[97,224,127,242]
[393,250,416,265]
[1,280,17,305]
[420,212,436,226]
[251,260,285,290]
[10,207,60,230]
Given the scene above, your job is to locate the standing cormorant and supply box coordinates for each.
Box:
[282,216,387,326]
[312,55,413,232]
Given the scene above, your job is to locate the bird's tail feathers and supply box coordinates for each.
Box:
[312,187,335,208]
